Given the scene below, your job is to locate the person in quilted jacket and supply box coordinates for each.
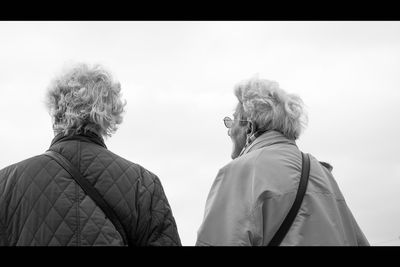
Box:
[0,63,181,246]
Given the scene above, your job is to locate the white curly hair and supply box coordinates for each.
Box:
[45,63,126,138]
[234,76,308,140]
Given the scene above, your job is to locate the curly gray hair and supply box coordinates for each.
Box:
[45,63,126,138]
[234,76,308,140]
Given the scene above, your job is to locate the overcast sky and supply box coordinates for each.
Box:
[1,21,399,246]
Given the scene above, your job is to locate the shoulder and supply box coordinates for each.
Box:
[105,149,161,189]
[218,148,276,181]
[307,154,345,200]
[211,150,266,193]
[0,154,50,194]
[109,154,167,206]
[220,147,303,200]
[221,149,262,172]
[0,154,49,177]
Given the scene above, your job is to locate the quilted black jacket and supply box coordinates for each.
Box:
[0,131,181,246]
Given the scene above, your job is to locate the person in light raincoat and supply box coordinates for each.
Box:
[196,76,369,246]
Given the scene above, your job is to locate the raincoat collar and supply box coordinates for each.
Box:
[241,130,297,155]
[49,130,107,149]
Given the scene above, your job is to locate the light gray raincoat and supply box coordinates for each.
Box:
[196,130,369,246]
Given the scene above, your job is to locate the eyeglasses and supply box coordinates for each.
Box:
[223,116,250,128]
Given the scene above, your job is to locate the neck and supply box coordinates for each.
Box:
[50,129,107,149]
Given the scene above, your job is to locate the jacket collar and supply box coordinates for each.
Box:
[49,130,107,149]
[241,130,297,156]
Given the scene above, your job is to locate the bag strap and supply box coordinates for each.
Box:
[268,151,311,246]
[44,150,129,246]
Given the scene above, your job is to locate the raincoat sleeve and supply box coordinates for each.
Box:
[196,165,255,246]
[344,205,370,246]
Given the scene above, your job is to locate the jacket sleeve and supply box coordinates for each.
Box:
[134,168,181,246]
[0,222,6,246]
[0,170,8,246]
[345,205,370,246]
[196,166,254,246]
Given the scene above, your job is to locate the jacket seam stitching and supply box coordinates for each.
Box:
[253,189,345,202]
[196,239,214,246]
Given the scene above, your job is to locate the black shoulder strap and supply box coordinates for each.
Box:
[44,150,129,246]
[268,152,311,246]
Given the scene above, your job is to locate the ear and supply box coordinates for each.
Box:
[246,121,254,135]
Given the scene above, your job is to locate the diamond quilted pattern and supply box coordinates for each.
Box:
[7,157,77,245]
[0,132,181,246]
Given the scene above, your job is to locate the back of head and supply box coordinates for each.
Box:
[234,76,308,140]
[45,63,126,138]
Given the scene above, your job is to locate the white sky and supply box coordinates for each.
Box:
[0,21,399,246]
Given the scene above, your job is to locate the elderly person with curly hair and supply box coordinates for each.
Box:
[196,77,369,246]
[0,63,181,246]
